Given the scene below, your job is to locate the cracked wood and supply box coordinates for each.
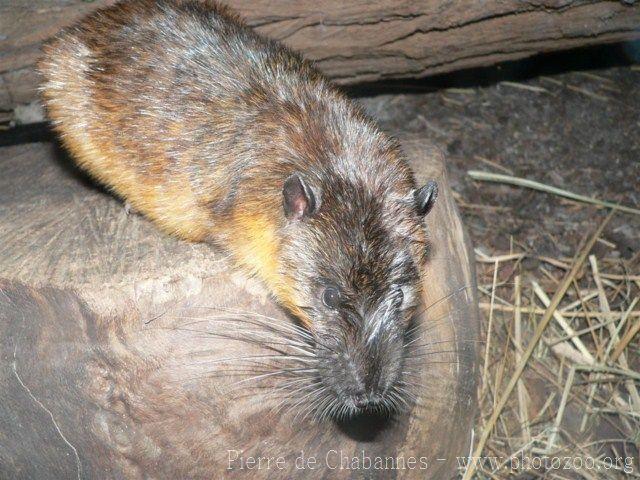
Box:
[0,138,479,479]
[1,0,640,110]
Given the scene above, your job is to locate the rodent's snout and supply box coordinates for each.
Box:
[352,393,369,409]
[350,391,384,410]
[345,352,390,407]
[314,325,408,417]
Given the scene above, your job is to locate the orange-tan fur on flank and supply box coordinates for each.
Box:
[40,0,439,415]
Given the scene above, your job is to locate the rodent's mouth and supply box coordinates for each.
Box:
[321,396,392,421]
[318,380,409,421]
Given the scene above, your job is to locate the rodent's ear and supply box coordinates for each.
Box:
[414,180,438,217]
[283,173,317,220]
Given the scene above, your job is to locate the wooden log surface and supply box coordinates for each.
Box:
[2,0,640,110]
[0,137,479,479]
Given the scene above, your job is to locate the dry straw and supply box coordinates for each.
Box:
[467,170,640,216]
[463,210,640,479]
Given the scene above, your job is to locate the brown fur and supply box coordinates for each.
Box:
[39,0,420,317]
[39,0,436,414]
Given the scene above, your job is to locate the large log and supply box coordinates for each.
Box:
[0,137,479,479]
[1,0,640,110]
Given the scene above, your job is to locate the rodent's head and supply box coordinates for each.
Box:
[277,167,437,419]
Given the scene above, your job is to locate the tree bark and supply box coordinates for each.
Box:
[0,136,479,479]
[1,0,639,110]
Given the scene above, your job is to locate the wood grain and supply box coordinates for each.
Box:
[0,137,479,479]
[2,0,640,109]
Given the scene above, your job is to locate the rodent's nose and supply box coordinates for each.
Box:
[353,393,369,409]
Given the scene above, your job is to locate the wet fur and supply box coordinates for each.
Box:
[39,0,432,415]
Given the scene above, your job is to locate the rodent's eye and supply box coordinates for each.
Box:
[322,287,341,310]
